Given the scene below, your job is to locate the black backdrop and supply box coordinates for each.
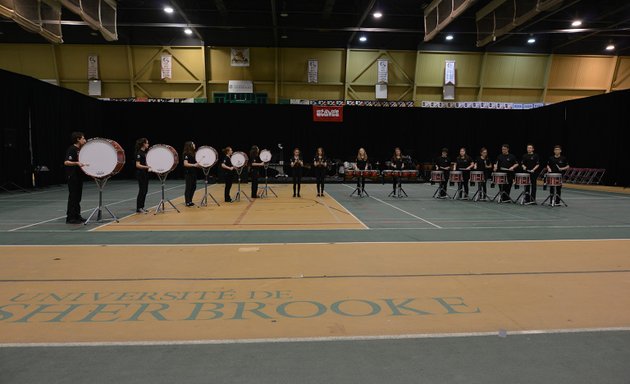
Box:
[1,68,628,187]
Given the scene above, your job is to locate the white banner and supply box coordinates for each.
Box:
[375,84,387,99]
[307,59,318,83]
[377,59,388,84]
[445,60,456,85]
[87,55,98,80]
[231,48,250,67]
[161,54,172,80]
[228,80,254,93]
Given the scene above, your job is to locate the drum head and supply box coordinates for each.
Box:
[195,146,218,168]
[79,138,125,178]
[259,149,272,162]
[147,145,178,174]
[231,151,248,168]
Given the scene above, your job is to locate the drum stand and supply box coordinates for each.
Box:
[84,177,119,225]
[199,167,220,207]
[388,179,407,198]
[541,188,568,207]
[350,175,369,197]
[491,184,513,204]
[258,165,277,198]
[154,172,180,214]
[234,168,252,202]
[452,183,466,200]
[471,183,487,201]
[515,185,533,205]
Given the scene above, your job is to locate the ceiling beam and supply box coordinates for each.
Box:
[213,0,227,18]
[270,0,278,45]
[347,0,377,46]
[169,0,204,42]
[322,0,336,20]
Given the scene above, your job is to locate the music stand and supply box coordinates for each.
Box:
[234,167,252,202]
[199,167,220,207]
[154,172,180,214]
[84,177,119,225]
[259,163,277,198]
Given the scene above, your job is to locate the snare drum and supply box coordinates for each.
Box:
[546,173,563,186]
[431,170,444,184]
[402,170,418,178]
[146,144,179,174]
[79,138,126,178]
[345,169,355,179]
[470,171,485,183]
[449,170,463,183]
[491,172,508,186]
[195,146,218,168]
[382,170,393,178]
[231,151,248,168]
[364,170,379,178]
[514,173,531,189]
[259,149,272,163]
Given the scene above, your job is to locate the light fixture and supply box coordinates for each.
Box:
[281,35,288,39]
[280,12,288,17]
[164,6,174,14]
[606,44,615,51]
[359,36,367,42]
[527,37,536,44]
[373,11,382,18]
[571,20,582,27]
[184,28,193,35]
[445,34,454,41]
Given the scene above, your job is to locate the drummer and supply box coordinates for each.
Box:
[290,148,303,198]
[474,147,492,200]
[434,148,450,199]
[546,145,570,204]
[249,145,265,199]
[521,143,540,204]
[314,147,327,197]
[391,147,405,194]
[64,131,87,224]
[183,141,202,207]
[454,147,474,199]
[494,144,519,202]
[221,147,235,203]
[135,138,151,213]
[356,148,369,197]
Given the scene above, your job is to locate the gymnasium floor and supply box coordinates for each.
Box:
[1,179,629,383]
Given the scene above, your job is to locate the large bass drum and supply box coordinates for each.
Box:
[231,151,249,168]
[195,146,218,168]
[146,144,179,174]
[79,138,125,179]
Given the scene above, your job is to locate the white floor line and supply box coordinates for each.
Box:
[89,212,137,232]
[326,187,369,229]
[2,327,629,348]
[8,184,184,232]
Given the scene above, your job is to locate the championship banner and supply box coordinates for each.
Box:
[377,59,388,83]
[230,48,250,67]
[87,55,98,80]
[444,60,456,84]
[312,106,343,122]
[160,54,172,79]
[307,59,318,83]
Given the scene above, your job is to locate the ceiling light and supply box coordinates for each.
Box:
[373,11,382,18]
[445,34,454,41]
[281,35,288,39]
[163,6,174,14]
[184,28,193,35]
[359,36,367,42]
[280,12,288,17]
[571,20,582,27]
[606,44,615,51]
[527,38,536,44]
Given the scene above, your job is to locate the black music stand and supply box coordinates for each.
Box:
[154,172,180,214]
[84,177,119,225]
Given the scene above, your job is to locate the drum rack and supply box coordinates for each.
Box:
[234,167,252,202]
[84,177,119,225]
[199,168,220,207]
[154,172,180,214]
[258,164,278,198]
[349,171,370,198]
[388,172,408,198]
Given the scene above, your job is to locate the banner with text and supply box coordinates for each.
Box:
[313,106,343,122]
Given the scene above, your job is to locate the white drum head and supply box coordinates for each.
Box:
[231,151,248,168]
[195,146,218,168]
[147,145,177,174]
[79,139,120,178]
[260,149,272,162]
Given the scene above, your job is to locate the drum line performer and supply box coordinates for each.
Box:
[221,147,235,203]
[249,145,264,199]
[356,148,369,196]
[494,144,519,202]
[547,145,570,204]
[290,148,303,198]
[455,147,474,199]
[435,147,451,199]
[474,147,492,200]
[390,147,405,196]
[314,147,327,197]
[64,131,87,224]
[135,137,151,213]
[521,143,540,204]
[183,141,202,207]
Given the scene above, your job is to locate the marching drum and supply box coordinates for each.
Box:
[401,170,418,178]
[470,171,485,183]
[195,146,218,168]
[259,149,272,163]
[345,169,356,178]
[364,170,379,178]
[146,144,179,174]
[382,170,393,178]
[546,173,563,186]
[430,170,444,184]
[514,173,531,189]
[449,170,463,184]
[231,151,248,169]
[79,138,125,178]
[491,172,508,186]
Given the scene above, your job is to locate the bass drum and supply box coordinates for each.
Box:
[146,144,179,174]
[195,146,218,168]
[79,138,126,179]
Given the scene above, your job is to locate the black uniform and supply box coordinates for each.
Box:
[495,153,518,200]
[223,156,234,202]
[290,156,303,197]
[521,153,540,201]
[183,152,198,205]
[475,156,492,198]
[65,145,83,222]
[547,155,569,199]
[249,155,262,198]
[356,158,368,191]
[314,155,327,195]
[455,155,473,197]
[435,155,451,197]
[391,156,404,191]
[135,150,149,210]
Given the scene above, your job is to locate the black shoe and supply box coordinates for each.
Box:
[297,194,301,198]
[293,193,296,197]
[66,218,82,224]
[78,217,87,222]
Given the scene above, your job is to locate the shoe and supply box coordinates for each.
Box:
[136,209,143,213]
[79,216,87,222]
[297,194,301,198]
[293,193,296,197]
[225,199,232,203]
[66,219,82,224]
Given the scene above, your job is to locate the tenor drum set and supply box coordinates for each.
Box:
[469,171,486,201]
[542,172,567,207]
[195,146,220,207]
[146,144,180,214]
[258,149,277,198]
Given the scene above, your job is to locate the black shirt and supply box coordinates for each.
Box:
[290,156,303,168]
[314,155,326,167]
[183,153,197,174]
[496,153,518,171]
[475,156,492,175]
[136,150,147,173]
[249,156,262,174]
[548,155,569,174]
[435,156,451,170]
[521,153,540,173]
[223,156,234,178]
[456,156,472,170]
[356,158,368,170]
[391,156,404,170]
[65,145,80,178]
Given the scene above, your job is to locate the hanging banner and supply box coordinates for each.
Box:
[312,106,343,122]
[444,60,456,84]
[161,54,172,79]
[230,48,250,67]
[87,55,98,80]
[375,84,387,99]
[377,59,388,83]
[307,59,318,83]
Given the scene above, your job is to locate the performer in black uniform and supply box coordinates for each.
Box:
[521,143,541,204]
[221,147,235,202]
[434,148,451,198]
[135,137,150,213]
[494,144,519,202]
[474,147,492,200]
[249,145,264,198]
[64,132,87,224]
[356,148,369,196]
[314,147,327,197]
[182,141,201,207]
[290,148,303,197]
[547,145,570,203]
[391,147,404,193]
[455,147,474,199]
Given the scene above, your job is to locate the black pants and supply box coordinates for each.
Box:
[525,173,539,200]
[184,173,197,204]
[136,171,148,210]
[66,174,83,220]
[458,170,470,196]
[315,168,326,194]
[392,176,401,191]
[224,176,233,202]
[439,171,449,196]
[478,181,487,198]
[500,179,513,200]
[292,170,302,195]
[251,171,259,198]
[550,186,562,198]
[357,176,365,190]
